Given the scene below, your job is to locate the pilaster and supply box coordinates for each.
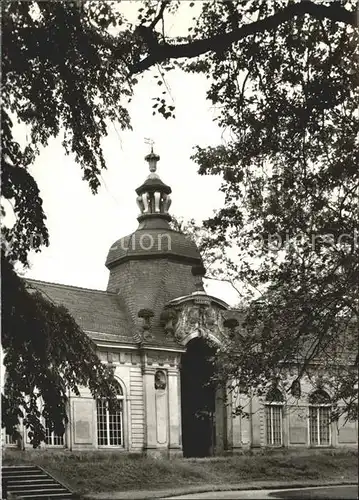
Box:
[215,385,226,454]
[167,368,183,456]
[240,394,251,449]
[142,366,157,452]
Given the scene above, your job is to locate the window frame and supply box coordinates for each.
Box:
[265,403,284,447]
[44,419,65,447]
[308,390,332,447]
[265,387,284,447]
[309,404,332,447]
[2,429,18,447]
[96,392,125,449]
[25,418,66,448]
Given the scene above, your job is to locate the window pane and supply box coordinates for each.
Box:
[109,410,122,446]
[310,406,331,446]
[45,422,51,445]
[265,406,272,444]
[309,390,331,405]
[272,406,282,445]
[266,388,284,403]
[44,420,64,446]
[265,405,282,445]
[309,407,318,445]
[5,433,17,445]
[319,407,330,445]
[97,399,123,447]
[97,399,108,446]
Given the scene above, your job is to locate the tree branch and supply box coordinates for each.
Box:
[149,0,170,30]
[130,0,357,74]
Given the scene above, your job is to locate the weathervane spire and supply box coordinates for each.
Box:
[144,137,160,173]
[136,138,172,220]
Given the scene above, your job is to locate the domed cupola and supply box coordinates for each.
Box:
[135,149,172,223]
[105,150,202,268]
[105,149,203,343]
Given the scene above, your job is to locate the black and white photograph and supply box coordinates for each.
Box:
[1,1,358,499]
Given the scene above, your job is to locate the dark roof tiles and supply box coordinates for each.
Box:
[26,279,132,339]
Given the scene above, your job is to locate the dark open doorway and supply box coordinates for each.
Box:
[180,337,216,457]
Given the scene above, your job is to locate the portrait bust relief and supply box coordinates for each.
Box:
[154,370,167,390]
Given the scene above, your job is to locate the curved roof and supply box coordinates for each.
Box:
[166,291,229,310]
[106,226,202,268]
[136,175,171,195]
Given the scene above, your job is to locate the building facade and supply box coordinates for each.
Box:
[4,151,357,455]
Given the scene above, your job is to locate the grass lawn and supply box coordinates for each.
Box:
[2,448,358,496]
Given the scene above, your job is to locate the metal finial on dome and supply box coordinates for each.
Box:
[144,138,160,173]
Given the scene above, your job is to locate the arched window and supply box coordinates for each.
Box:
[309,390,331,446]
[96,384,124,447]
[44,419,64,446]
[265,387,284,446]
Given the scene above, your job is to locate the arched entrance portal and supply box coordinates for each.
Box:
[180,337,216,457]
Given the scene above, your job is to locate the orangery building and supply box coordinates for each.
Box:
[3,151,357,456]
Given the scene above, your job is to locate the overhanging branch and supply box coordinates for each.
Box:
[149,0,170,30]
[130,0,357,74]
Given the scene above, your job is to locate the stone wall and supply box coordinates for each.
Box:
[229,376,358,451]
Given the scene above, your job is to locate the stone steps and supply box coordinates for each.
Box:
[2,465,75,499]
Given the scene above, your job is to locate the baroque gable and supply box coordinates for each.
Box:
[161,292,229,346]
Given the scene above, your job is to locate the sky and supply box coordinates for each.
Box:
[9,2,242,306]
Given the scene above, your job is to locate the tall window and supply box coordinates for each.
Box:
[97,386,124,447]
[6,434,17,445]
[26,419,65,447]
[2,430,17,446]
[265,387,284,446]
[45,420,64,446]
[309,390,331,446]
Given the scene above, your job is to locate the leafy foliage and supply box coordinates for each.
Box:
[185,1,359,419]
[165,1,358,419]
[170,215,253,305]
[2,254,122,447]
[1,1,131,445]
[1,0,131,263]
[2,0,358,443]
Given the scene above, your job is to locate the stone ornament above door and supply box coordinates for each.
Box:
[161,292,229,346]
